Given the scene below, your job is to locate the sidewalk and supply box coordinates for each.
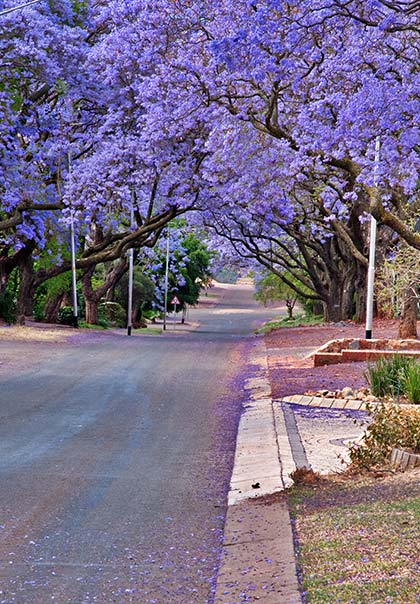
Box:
[214,326,373,604]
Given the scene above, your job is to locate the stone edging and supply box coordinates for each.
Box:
[281,394,419,411]
[390,447,420,470]
[281,394,374,410]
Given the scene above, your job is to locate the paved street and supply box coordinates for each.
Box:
[0,285,278,604]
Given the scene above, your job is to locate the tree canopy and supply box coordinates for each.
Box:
[1,1,420,325]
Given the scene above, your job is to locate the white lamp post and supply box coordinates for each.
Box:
[365,136,381,339]
[163,227,170,331]
[127,189,135,336]
[68,153,78,328]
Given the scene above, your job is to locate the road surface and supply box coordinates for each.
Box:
[0,284,279,603]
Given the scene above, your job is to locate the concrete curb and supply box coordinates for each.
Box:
[214,339,301,604]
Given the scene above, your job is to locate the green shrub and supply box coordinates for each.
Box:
[142,308,160,321]
[78,321,107,330]
[32,298,45,322]
[350,403,420,468]
[364,355,416,399]
[57,305,75,326]
[99,301,126,327]
[0,290,17,324]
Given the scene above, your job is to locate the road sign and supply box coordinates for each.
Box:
[170,295,180,305]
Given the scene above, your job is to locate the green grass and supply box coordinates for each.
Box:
[288,475,420,603]
[133,327,162,335]
[257,313,324,334]
[404,362,420,404]
[78,321,107,330]
[364,356,420,404]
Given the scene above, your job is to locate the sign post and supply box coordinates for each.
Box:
[163,229,170,331]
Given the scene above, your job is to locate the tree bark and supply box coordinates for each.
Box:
[0,241,36,297]
[322,270,356,322]
[17,253,35,317]
[44,292,65,323]
[286,298,296,319]
[81,259,128,325]
[353,264,368,324]
[84,299,99,325]
[398,286,418,339]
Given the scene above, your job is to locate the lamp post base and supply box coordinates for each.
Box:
[365,329,372,340]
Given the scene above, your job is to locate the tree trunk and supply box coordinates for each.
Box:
[353,265,368,324]
[323,300,343,322]
[323,273,355,322]
[17,253,35,317]
[398,286,418,339]
[85,299,99,325]
[286,298,296,319]
[0,265,8,295]
[0,241,36,297]
[312,300,324,316]
[44,293,65,323]
[81,259,128,325]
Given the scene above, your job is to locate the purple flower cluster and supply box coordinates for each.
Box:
[1,1,420,316]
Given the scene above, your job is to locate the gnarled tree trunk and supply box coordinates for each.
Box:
[353,265,368,324]
[398,286,418,339]
[17,253,36,317]
[322,270,356,322]
[84,298,99,325]
[44,292,65,323]
[81,259,128,325]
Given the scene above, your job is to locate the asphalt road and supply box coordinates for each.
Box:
[0,284,280,604]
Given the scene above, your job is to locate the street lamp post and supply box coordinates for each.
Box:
[163,227,170,331]
[127,190,135,336]
[68,153,78,328]
[365,136,381,339]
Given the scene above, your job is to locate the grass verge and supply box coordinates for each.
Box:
[257,314,324,334]
[288,471,420,604]
[78,321,107,330]
[133,327,163,335]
